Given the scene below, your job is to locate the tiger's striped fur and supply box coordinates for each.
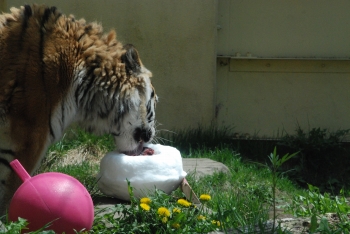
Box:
[0,4,157,214]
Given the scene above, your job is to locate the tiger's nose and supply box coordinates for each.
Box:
[133,127,152,142]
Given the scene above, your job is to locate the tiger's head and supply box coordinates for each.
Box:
[110,45,158,155]
[74,42,157,155]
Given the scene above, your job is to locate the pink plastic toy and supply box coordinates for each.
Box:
[9,159,94,233]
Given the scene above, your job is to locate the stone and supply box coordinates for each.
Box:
[182,158,230,178]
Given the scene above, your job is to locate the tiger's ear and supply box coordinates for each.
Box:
[121,44,142,75]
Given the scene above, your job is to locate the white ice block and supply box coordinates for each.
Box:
[97,144,187,201]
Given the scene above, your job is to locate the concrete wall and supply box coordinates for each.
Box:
[0,0,6,12]
[5,0,218,131]
[216,1,350,137]
[217,58,350,137]
[218,0,350,57]
[5,0,350,138]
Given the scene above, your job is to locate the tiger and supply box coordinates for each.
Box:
[0,4,158,215]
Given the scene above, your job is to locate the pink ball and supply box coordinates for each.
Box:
[9,160,94,234]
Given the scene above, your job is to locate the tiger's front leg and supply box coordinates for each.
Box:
[0,171,21,217]
[0,121,51,216]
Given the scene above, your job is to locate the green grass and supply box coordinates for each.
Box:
[43,127,115,166]
[48,128,113,153]
[3,127,350,233]
[92,185,221,233]
[183,149,271,232]
[182,148,305,232]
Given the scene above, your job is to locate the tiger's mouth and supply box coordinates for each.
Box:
[122,142,143,156]
[122,142,154,156]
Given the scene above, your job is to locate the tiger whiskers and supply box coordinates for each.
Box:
[151,121,175,145]
[151,135,171,145]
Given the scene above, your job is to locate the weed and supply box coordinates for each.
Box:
[91,182,221,233]
[161,124,234,153]
[279,126,350,191]
[0,216,55,234]
[286,184,350,217]
[252,147,298,232]
[286,184,350,233]
[268,147,298,226]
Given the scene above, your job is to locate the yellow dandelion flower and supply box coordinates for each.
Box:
[161,216,168,223]
[199,194,211,201]
[157,207,170,217]
[140,203,150,211]
[172,223,181,229]
[173,207,181,213]
[140,197,151,204]
[211,220,221,226]
[177,198,191,207]
[197,215,206,221]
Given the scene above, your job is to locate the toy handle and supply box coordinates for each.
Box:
[10,159,31,182]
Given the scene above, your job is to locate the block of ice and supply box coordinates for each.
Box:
[97,144,187,201]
